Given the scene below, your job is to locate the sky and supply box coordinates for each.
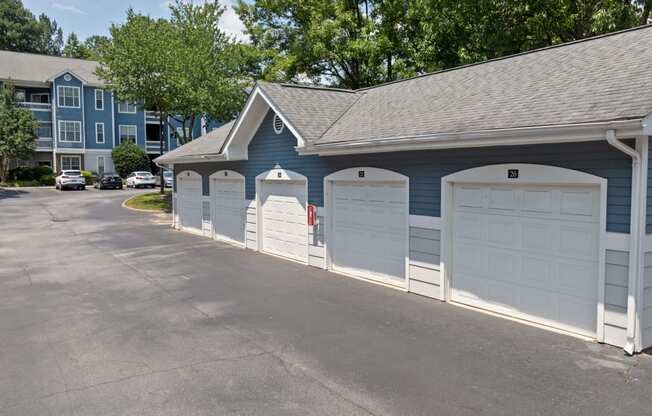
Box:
[22,0,248,42]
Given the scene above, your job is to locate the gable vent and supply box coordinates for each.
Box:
[273,113,284,134]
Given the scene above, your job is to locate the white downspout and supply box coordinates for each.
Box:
[606,129,642,355]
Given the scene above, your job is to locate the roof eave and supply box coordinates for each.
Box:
[299,118,646,156]
[154,153,226,166]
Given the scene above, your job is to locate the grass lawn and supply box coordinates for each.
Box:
[125,191,172,212]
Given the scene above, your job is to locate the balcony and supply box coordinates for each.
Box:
[36,138,53,151]
[18,101,51,111]
[146,140,168,154]
[145,110,161,124]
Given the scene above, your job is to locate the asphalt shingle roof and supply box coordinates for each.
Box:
[257,81,359,143]
[316,26,652,145]
[154,121,234,164]
[0,50,103,85]
[233,27,652,149]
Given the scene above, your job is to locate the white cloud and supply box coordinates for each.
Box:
[51,1,86,14]
[160,0,248,42]
[220,2,248,42]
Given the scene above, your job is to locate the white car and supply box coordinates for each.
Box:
[126,171,156,188]
[55,170,86,190]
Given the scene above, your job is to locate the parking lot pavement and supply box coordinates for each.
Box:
[1,187,652,415]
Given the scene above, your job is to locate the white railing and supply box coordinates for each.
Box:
[145,110,161,119]
[18,102,51,111]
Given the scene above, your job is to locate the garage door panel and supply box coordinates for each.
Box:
[261,180,308,262]
[452,183,600,337]
[211,178,245,244]
[178,175,202,232]
[331,180,407,285]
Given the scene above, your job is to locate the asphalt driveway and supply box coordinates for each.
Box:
[1,187,652,415]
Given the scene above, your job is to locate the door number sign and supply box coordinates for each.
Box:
[508,169,519,179]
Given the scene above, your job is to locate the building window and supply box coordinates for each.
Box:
[58,121,82,142]
[37,122,52,138]
[95,123,105,143]
[97,156,105,175]
[15,89,26,102]
[118,101,137,113]
[61,155,81,170]
[119,125,137,143]
[31,93,49,104]
[57,86,80,108]
[95,89,104,110]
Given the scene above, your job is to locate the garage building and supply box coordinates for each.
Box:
[156,26,652,355]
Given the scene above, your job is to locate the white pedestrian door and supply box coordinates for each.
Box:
[451,183,600,337]
[331,181,407,286]
[177,172,202,232]
[260,180,308,262]
[211,176,245,244]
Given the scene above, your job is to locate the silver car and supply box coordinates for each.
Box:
[55,170,86,190]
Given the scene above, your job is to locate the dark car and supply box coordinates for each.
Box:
[94,173,123,190]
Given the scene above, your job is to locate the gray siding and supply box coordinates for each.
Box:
[245,201,257,250]
[409,227,442,299]
[643,252,652,348]
[175,110,632,233]
[605,250,629,346]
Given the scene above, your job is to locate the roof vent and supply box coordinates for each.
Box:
[273,113,284,134]
[63,74,72,81]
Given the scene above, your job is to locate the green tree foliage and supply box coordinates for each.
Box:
[63,32,91,59]
[166,0,249,144]
[97,1,249,147]
[0,0,63,55]
[237,0,647,89]
[111,140,150,178]
[83,35,110,60]
[0,84,38,182]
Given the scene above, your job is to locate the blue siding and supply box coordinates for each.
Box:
[114,101,145,148]
[53,73,83,149]
[176,110,632,233]
[84,88,113,149]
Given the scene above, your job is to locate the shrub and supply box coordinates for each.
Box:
[111,141,150,178]
[39,174,55,186]
[8,165,53,181]
[81,170,94,185]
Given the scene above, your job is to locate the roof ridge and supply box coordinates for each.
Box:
[274,82,356,94]
[316,89,366,142]
[356,24,652,92]
[0,49,99,65]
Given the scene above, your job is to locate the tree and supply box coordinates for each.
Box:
[83,35,110,60]
[63,32,91,59]
[97,9,177,192]
[0,84,38,182]
[237,0,646,89]
[0,0,63,55]
[166,0,249,145]
[235,0,393,89]
[111,140,150,178]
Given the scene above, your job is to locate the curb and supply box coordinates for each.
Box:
[121,194,170,213]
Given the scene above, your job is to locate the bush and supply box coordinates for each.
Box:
[111,141,150,178]
[81,170,94,185]
[8,165,53,181]
[39,174,55,186]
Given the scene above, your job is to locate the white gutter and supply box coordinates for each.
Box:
[300,119,644,156]
[605,129,642,355]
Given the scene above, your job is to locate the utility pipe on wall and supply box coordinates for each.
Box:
[606,129,642,355]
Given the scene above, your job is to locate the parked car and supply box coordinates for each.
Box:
[154,170,173,188]
[126,171,156,188]
[55,170,85,190]
[94,172,123,190]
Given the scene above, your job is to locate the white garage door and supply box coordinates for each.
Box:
[177,171,203,233]
[451,183,600,337]
[331,181,407,286]
[261,180,308,262]
[210,173,245,245]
